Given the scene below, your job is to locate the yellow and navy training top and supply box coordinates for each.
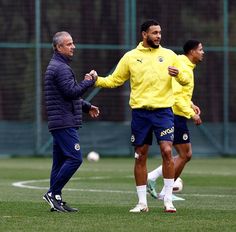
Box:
[172,54,196,119]
[95,42,189,109]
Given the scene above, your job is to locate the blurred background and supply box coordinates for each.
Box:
[0,0,235,157]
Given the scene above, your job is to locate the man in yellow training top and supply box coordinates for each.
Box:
[147,40,204,200]
[90,19,190,213]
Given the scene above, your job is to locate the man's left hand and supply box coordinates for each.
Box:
[89,105,100,118]
[168,66,179,77]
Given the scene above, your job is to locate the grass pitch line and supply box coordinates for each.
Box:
[12,178,236,200]
[12,178,184,200]
[12,178,134,194]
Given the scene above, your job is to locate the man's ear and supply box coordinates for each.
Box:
[56,44,61,52]
[142,31,147,39]
[190,49,195,55]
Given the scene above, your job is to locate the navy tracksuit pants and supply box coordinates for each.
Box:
[49,128,83,195]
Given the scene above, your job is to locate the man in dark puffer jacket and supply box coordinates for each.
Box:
[43,31,99,213]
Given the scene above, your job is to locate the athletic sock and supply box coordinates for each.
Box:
[136,185,147,205]
[163,178,174,202]
[148,165,163,181]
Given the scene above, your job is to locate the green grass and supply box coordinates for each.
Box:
[0,156,236,232]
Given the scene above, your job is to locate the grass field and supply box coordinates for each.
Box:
[0,156,236,232]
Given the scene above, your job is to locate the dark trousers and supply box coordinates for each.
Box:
[49,128,83,195]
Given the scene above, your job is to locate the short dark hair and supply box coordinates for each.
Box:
[141,19,160,33]
[183,40,201,55]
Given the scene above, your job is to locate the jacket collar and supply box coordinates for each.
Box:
[136,42,162,52]
[52,52,72,64]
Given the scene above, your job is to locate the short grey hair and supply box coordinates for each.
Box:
[52,31,71,51]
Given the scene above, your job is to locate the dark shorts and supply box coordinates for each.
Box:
[131,108,174,146]
[173,115,190,145]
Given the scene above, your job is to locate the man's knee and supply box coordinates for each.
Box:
[178,150,192,163]
[134,145,149,160]
[70,153,83,168]
[185,150,192,162]
[76,155,83,166]
[160,144,172,159]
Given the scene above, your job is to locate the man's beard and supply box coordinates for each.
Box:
[147,38,159,48]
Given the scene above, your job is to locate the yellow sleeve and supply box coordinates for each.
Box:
[95,54,130,88]
[173,55,190,86]
[172,88,196,118]
[174,101,196,118]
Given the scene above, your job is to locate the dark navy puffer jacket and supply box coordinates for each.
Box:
[44,52,95,131]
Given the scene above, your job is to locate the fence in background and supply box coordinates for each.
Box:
[0,0,235,156]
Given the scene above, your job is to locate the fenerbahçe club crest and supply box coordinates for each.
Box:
[74,143,80,151]
[158,56,164,62]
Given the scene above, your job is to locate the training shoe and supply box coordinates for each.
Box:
[61,202,78,212]
[43,192,66,212]
[158,194,185,201]
[147,179,158,199]
[158,194,164,200]
[164,200,176,213]
[129,203,149,213]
